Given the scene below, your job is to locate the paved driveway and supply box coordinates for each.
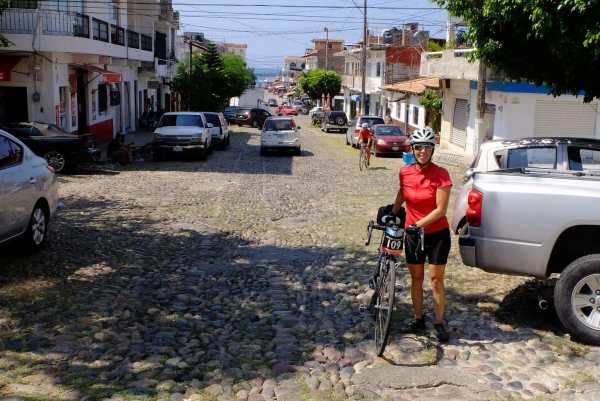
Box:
[0,116,598,401]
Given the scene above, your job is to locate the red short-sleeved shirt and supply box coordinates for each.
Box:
[358,128,372,142]
[400,163,453,234]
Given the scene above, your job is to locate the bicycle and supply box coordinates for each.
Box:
[364,214,425,356]
[359,143,370,171]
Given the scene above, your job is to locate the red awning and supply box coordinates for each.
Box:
[0,56,23,81]
[69,63,122,83]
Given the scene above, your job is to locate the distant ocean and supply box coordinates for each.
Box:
[252,67,281,85]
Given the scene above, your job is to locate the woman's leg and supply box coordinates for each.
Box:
[408,264,425,318]
[428,264,447,324]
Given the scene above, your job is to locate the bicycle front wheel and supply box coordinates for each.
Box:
[359,149,366,171]
[374,256,396,356]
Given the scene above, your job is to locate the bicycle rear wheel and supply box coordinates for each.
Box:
[374,256,396,356]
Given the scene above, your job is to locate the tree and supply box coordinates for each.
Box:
[0,0,11,47]
[298,69,342,100]
[427,40,444,52]
[434,0,600,102]
[172,44,254,111]
[419,89,443,133]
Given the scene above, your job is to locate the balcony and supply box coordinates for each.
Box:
[0,8,153,61]
[419,49,480,81]
[342,74,383,93]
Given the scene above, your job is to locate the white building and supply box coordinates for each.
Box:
[337,46,387,119]
[383,77,440,134]
[419,49,600,162]
[0,0,179,143]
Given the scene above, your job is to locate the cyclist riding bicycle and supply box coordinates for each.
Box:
[391,128,453,342]
[358,123,373,166]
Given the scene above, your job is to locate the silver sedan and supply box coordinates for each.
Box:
[0,129,58,251]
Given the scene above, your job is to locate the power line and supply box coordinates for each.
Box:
[76,0,441,9]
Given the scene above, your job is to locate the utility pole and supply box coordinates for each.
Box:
[188,36,193,111]
[361,0,367,116]
[324,27,329,71]
[474,60,487,155]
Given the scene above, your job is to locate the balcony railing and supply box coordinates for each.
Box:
[141,34,152,51]
[127,29,140,49]
[0,8,152,52]
[0,8,36,34]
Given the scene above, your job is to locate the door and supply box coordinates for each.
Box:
[0,87,28,124]
[451,98,468,148]
[124,82,131,131]
[77,71,88,134]
[0,135,29,240]
[113,83,122,134]
[134,81,138,129]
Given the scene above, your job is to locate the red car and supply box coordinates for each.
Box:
[371,124,410,156]
[276,105,298,116]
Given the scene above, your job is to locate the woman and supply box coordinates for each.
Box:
[392,129,452,342]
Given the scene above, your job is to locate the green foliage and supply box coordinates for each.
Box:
[298,69,342,100]
[427,40,444,52]
[419,89,442,133]
[0,0,11,47]
[173,43,254,111]
[434,0,600,102]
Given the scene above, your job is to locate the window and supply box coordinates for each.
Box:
[412,106,419,126]
[127,30,139,48]
[8,0,38,8]
[568,147,600,171]
[505,147,557,169]
[204,113,221,127]
[158,114,204,128]
[98,84,108,113]
[92,18,109,42]
[111,25,125,45]
[141,34,153,51]
[376,62,381,77]
[264,119,294,131]
[0,136,22,169]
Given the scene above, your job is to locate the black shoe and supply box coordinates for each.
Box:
[407,318,425,333]
[434,323,450,343]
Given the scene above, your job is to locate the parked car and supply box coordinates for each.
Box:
[346,115,385,146]
[370,124,409,156]
[291,101,308,114]
[321,111,349,133]
[232,108,272,128]
[223,106,240,123]
[0,129,58,251]
[276,105,299,116]
[309,106,323,117]
[268,99,278,107]
[1,122,100,173]
[456,164,600,344]
[451,137,600,235]
[260,117,301,156]
[153,112,213,160]
[202,112,230,149]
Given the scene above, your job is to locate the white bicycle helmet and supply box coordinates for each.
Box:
[409,128,436,146]
[361,123,369,128]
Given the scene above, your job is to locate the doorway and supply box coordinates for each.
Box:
[76,71,88,134]
[0,87,28,124]
[124,81,131,131]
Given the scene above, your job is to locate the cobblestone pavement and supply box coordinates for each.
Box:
[1,114,599,401]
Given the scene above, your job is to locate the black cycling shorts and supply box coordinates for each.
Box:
[405,227,451,265]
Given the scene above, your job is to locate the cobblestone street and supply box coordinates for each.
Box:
[1,116,599,401]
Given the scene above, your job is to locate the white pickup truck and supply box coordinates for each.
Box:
[456,150,600,344]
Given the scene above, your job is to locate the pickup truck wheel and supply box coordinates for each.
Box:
[554,254,600,345]
[44,151,68,173]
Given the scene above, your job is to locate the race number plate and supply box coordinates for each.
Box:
[382,234,403,251]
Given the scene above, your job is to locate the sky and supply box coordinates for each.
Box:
[176,0,449,69]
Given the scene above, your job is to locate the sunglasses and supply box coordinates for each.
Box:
[413,144,434,151]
